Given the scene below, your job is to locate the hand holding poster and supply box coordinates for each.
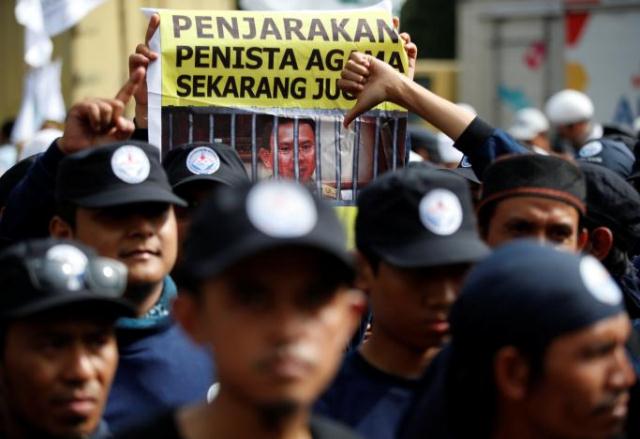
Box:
[146,1,409,204]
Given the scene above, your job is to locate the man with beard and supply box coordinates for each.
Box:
[0,239,134,438]
[401,241,636,439]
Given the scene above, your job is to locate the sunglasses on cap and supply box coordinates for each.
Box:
[22,253,128,299]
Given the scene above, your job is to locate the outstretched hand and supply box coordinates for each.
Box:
[128,13,160,128]
[338,52,408,127]
[58,67,145,154]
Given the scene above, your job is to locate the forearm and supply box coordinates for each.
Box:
[388,76,476,141]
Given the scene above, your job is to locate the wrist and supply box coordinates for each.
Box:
[386,74,413,108]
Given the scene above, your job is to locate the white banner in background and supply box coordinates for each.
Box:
[15,0,106,67]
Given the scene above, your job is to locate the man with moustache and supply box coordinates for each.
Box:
[119,179,366,438]
[0,239,135,438]
[400,241,636,439]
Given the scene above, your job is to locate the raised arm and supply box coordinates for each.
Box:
[338,52,475,140]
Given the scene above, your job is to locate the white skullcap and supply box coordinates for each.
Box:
[545,89,594,125]
[508,108,550,141]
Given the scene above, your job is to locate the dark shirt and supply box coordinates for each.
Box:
[314,351,419,439]
[105,277,214,433]
[117,410,362,439]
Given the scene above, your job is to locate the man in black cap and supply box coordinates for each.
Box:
[162,141,249,258]
[338,52,591,251]
[314,166,489,439]
[477,154,589,250]
[47,140,214,433]
[121,179,366,439]
[0,238,134,438]
[578,162,640,319]
[400,240,635,439]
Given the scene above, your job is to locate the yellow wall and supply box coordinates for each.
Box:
[0,0,236,125]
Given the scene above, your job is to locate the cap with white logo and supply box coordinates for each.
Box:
[356,166,489,268]
[56,141,186,208]
[186,147,221,175]
[419,189,463,236]
[246,181,318,238]
[180,180,353,282]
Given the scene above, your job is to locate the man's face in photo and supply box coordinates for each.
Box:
[260,121,316,183]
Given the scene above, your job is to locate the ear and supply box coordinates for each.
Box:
[258,148,272,169]
[587,227,614,261]
[49,215,74,239]
[172,292,207,345]
[354,250,375,296]
[336,288,368,345]
[577,227,590,252]
[494,346,531,401]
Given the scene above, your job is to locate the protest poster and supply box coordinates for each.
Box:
[146,1,408,204]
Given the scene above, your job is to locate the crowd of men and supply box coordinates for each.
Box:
[0,13,639,439]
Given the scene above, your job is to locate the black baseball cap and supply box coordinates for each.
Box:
[451,240,625,352]
[478,154,586,215]
[356,166,489,268]
[56,141,186,208]
[0,238,135,321]
[180,180,353,283]
[163,142,249,190]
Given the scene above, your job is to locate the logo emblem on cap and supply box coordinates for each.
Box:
[246,181,318,238]
[579,141,603,158]
[46,244,88,291]
[579,256,622,306]
[186,147,221,175]
[460,156,472,168]
[111,145,151,184]
[419,189,463,236]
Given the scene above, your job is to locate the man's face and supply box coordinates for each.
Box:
[531,132,551,153]
[363,261,469,351]
[485,196,581,251]
[557,120,591,149]
[260,122,316,183]
[0,315,118,438]
[71,203,178,287]
[521,313,635,439]
[185,248,361,411]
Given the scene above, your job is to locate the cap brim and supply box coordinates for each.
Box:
[72,185,187,208]
[444,167,481,185]
[186,234,354,282]
[2,294,136,321]
[172,174,233,190]
[368,231,490,268]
